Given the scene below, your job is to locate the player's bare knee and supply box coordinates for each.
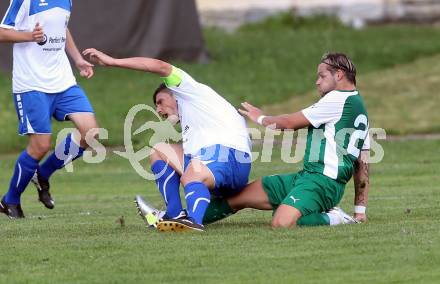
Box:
[39,142,51,154]
[180,172,194,186]
[28,141,51,159]
[180,172,206,187]
[271,216,296,228]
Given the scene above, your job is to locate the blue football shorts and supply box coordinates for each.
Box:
[12,85,94,135]
[183,144,251,198]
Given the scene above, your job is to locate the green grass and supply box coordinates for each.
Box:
[2,18,440,152]
[1,139,440,283]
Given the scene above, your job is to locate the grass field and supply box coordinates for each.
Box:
[1,139,439,284]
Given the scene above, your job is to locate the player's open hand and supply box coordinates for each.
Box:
[238,102,263,124]
[76,58,94,79]
[32,22,45,43]
[82,48,115,66]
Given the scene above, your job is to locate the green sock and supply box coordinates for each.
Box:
[297,213,330,227]
[203,198,234,224]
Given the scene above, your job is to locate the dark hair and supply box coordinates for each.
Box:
[152,83,168,104]
[320,53,357,85]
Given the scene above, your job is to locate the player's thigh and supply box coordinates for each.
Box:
[150,143,184,175]
[228,179,272,211]
[260,173,299,210]
[55,85,95,133]
[69,113,99,137]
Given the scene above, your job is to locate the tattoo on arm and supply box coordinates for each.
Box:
[354,150,369,206]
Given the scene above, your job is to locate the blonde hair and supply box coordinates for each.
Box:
[321,53,357,85]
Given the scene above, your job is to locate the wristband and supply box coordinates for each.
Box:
[354,205,366,214]
[257,115,266,125]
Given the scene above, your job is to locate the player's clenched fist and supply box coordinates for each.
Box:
[32,22,44,43]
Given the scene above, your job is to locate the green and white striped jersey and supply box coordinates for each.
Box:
[301,90,369,184]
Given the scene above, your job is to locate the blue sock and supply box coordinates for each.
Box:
[184,182,211,225]
[39,133,85,180]
[4,151,39,205]
[151,160,183,218]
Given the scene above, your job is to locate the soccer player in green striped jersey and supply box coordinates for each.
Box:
[205,53,370,228]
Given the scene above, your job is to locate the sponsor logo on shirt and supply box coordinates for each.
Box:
[37,34,48,46]
[39,0,48,7]
[39,36,66,50]
[48,36,66,44]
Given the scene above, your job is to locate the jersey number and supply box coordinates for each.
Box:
[347,114,368,158]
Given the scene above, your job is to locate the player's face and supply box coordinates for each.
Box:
[155,91,178,119]
[316,63,337,96]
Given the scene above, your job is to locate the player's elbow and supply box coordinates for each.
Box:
[153,60,172,77]
[145,59,173,77]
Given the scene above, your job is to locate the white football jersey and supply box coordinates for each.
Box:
[167,69,251,156]
[1,0,76,93]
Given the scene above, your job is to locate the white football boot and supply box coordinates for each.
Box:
[327,207,360,225]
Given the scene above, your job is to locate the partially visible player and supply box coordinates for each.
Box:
[0,0,99,218]
[83,48,252,232]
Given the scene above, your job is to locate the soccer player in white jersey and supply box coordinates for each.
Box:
[0,0,99,218]
[203,53,370,228]
[83,48,252,232]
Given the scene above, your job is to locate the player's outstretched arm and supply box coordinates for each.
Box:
[353,150,369,222]
[238,102,310,130]
[0,23,44,43]
[66,29,94,79]
[82,48,172,77]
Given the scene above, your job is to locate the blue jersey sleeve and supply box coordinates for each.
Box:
[1,0,25,28]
